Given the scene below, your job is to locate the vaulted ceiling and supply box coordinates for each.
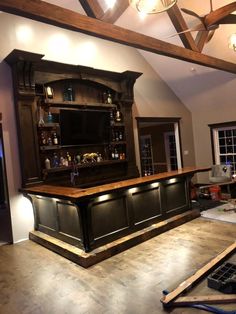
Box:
[1,0,235,111]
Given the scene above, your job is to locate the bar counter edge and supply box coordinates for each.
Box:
[20,166,210,252]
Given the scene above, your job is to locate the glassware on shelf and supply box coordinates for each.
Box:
[38,106,45,127]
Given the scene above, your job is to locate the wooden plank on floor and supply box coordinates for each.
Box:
[161,241,236,306]
[173,294,236,305]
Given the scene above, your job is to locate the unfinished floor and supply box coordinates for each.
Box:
[0,217,236,314]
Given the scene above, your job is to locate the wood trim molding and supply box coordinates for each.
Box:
[0,0,236,74]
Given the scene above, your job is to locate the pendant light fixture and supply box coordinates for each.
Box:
[129,0,177,14]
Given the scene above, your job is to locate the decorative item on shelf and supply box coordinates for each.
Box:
[82,153,98,163]
[45,86,54,99]
[63,83,75,101]
[47,110,53,123]
[114,105,123,122]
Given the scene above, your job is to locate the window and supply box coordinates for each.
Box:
[209,122,236,175]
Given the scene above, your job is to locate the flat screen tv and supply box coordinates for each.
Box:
[60,109,110,146]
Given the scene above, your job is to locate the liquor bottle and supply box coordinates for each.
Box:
[115,106,122,122]
[52,132,58,145]
[110,110,114,126]
[47,110,53,123]
[107,92,112,104]
[115,131,119,141]
[52,153,59,168]
[66,152,72,165]
[111,147,115,160]
[119,130,123,141]
[47,136,52,146]
[59,153,64,167]
[114,148,119,160]
[45,158,51,169]
[75,154,81,164]
[40,132,47,146]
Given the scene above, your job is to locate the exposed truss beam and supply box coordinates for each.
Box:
[195,31,210,52]
[79,0,104,19]
[167,5,199,52]
[0,0,235,74]
[79,0,129,24]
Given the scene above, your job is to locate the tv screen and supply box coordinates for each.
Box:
[60,109,110,146]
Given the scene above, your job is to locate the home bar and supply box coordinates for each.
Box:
[6,49,208,266]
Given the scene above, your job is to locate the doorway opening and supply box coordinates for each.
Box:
[136,117,183,176]
[0,121,13,244]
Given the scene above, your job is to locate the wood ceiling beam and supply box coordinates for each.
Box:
[79,0,129,24]
[0,0,236,74]
[79,0,104,19]
[167,5,199,52]
[101,0,130,24]
[195,31,210,52]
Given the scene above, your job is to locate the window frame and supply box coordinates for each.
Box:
[209,121,236,174]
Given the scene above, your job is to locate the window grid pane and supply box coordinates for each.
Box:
[217,128,236,174]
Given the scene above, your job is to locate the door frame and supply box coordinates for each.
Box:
[136,117,183,175]
[0,118,13,244]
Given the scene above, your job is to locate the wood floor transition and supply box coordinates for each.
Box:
[0,216,236,314]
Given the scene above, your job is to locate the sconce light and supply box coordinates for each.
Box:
[229,33,236,52]
[130,0,177,14]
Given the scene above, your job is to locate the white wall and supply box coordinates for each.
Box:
[0,12,195,243]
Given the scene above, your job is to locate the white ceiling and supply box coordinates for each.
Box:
[43,0,236,111]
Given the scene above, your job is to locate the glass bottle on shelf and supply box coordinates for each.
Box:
[45,157,51,170]
[40,132,47,146]
[47,110,53,123]
[107,91,112,104]
[38,106,45,127]
[52,132,58,145]
[52,153,59,168]
[115,106,122,122]
[66,152,72,166]
[119,130,123,141]
[47,135,52,146]
[110,109,114,126]
[63,84,75,101]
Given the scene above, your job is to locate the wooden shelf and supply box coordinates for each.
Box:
[40,145,61,151]
[110,141,126,145]
[43,159,128,173]
[38,123,59,128]
[44,100,116,109]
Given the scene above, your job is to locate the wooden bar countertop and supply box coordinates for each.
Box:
[20,166,210,202]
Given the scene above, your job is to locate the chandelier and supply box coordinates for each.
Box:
[129,0,177,14]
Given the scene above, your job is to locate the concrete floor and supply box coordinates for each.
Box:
[0,217,236,314]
